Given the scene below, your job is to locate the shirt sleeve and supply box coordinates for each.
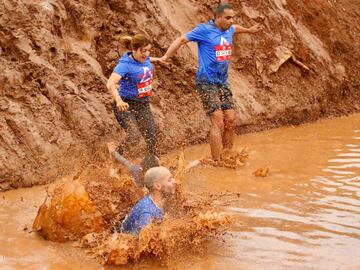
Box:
[113,60,128,77]
[186,24,206,42]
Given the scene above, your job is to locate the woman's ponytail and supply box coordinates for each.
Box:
[120,36,133,50]
[120,34,152,51]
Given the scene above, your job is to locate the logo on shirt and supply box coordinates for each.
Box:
[137,67,153,98]
[215,36,232,62]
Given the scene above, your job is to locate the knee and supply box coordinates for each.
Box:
[210,111,224,129]
[224,115,235,130]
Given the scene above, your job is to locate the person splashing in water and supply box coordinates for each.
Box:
[118,167,176,234]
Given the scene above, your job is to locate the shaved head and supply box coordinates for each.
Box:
[144,166,171,191]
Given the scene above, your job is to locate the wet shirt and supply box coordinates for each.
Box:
[113,52,154,101]
[122,195,163,234]
[186,20,235,85]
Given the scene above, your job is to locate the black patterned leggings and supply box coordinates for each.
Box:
[112,100,157,156]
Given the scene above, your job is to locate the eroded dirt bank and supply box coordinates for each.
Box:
[1,0,359,189]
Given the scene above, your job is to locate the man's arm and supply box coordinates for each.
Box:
[233,23,262,34]
[161,35,190,61]
[106,73,129,111]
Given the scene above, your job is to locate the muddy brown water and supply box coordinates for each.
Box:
[1,114,360,270]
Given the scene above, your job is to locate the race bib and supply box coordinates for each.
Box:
[137,79,152,98]
[215,45,232,62]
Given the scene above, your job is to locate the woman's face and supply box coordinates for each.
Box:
[133,44,152,63]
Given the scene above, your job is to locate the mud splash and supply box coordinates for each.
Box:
[200,148,250,169]
[32,180,105,242]
[82,212,233,266]
[32,150,237,265]
[32,163,145,241]
[253,165,271,177]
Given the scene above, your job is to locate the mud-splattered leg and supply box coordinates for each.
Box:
[222,109,235,151]
[210,110,224,161]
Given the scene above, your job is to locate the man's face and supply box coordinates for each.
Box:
[159,170,176,196]
[216,8,235,31]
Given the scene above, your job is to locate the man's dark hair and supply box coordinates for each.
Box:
[214,3,233,18]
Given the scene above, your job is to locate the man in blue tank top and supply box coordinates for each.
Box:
[161,3,261,161]
[120,166,176,234]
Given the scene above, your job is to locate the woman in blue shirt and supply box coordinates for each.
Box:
[107,34,162,159]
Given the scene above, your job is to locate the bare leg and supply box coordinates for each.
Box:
[222,109,236,151]
[210,110,224,161]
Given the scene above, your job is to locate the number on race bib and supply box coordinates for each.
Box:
[215,45,232,62]
[137,79,152,98]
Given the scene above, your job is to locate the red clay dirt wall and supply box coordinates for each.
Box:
[1,0,359,190]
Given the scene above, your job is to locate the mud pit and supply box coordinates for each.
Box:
[1,0,360,190]
[1,115,360,269]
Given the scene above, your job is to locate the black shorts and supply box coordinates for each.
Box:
[196,83,235,116]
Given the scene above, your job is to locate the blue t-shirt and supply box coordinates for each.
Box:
[113,52,154,101]
[186,20,235,85]
[122,195,163,234]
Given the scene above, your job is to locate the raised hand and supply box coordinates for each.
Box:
[250,23,262,33]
